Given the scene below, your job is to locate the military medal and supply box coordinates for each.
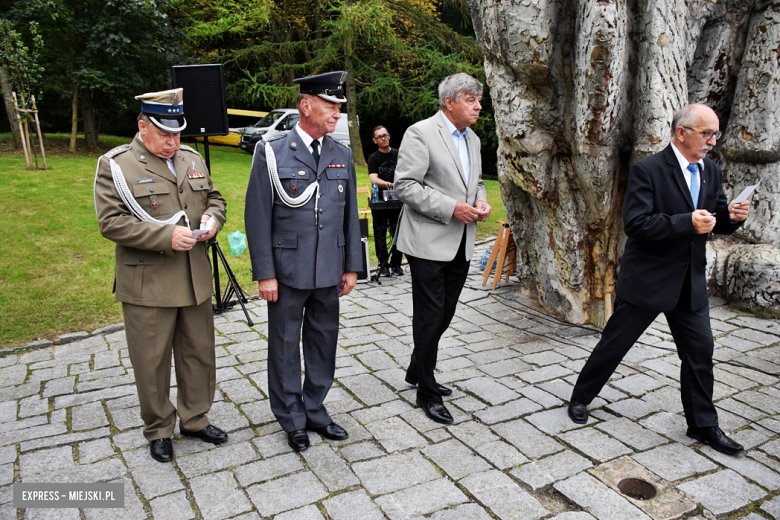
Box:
[327,164,345,168]
[151,198,158,210]
[338,184,344,192]
[291,184,297,194]
[187,172,205,179]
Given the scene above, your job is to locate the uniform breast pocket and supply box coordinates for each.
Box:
[132,182,171,215]
[277,168,311,199]
[325,169,346,202]
[187,178,210,211]
[117,248,165,302]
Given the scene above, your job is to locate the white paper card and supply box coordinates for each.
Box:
[733,180,761,204]
[192,229,209,239]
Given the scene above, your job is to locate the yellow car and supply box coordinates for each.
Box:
[195,108,268,147]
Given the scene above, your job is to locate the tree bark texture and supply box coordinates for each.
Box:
[81,86,98,150]
[69,85,78,153]
[0,67,21,149]
[468,0,780,325]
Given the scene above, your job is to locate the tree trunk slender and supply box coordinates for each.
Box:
[1,67,21,149]
[344,52,366,168]
[69,85,79,153]
[81,86,98,150]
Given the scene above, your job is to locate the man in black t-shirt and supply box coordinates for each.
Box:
[367,125,404,276]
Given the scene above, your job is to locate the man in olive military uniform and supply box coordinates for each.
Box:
[94,88,228,463]
[245,72,362,452]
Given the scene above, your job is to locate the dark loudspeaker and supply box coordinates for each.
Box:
[172,64,228,138]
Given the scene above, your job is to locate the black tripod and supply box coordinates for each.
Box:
[210,239,253,326]
[196,136,253,326]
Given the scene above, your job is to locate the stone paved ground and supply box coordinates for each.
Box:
[2,241,780,519]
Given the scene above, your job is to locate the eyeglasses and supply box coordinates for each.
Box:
[683,127,722,140]
[374,134,390,140]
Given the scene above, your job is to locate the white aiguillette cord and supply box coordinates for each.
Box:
[265,141,320,223]
[107,157,191,228]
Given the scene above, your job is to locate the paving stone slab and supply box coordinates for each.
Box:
[700,445,780,489]
[20,427,110,452]
[510,450,593,491]
[365,416,428,452]
[527,407,598,435]
[473,398,542,424]
[274,505,325,520]
[460,470,548,520]
[475,440,528,469]
[339,441,385,462]
[234,452,302,487]
[448,421,498,449]
[323,489,385,520]
[491,419,563,459]
[631,444,717,482]
[123,447,184,499]
[761,496,780,519]
[594,417,667,451]
[339,374,397,405]
[78,438,114,464]
[83,478,145,520]
[677,469,766,515]
[352,451,440,495]
[455,377,520,405]
[189,470,253,520]
[422,438,491,480]
[176,441,257,478]
[148,490,195,520]
[375,477,469,519]
[301,443,359,491]
[429,503,493,520]
[350,399,412,425]
[554,472,650,520]
[246,471,328,517]
[605,398,657,420]
[638,412,694,446]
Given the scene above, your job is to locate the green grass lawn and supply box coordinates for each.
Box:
[0,133,506,347]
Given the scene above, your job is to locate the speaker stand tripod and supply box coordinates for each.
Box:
[210,239,254,326]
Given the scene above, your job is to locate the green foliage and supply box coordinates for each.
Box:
[0,19,44,101]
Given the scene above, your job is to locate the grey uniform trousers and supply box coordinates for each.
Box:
[267,283,339,432]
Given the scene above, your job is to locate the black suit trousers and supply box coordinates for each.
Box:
[572,295,717,427]
[406,230,470,403]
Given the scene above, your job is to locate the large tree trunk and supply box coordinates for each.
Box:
[81,86,98,150]
[0,67,21,149]
[69,85,78,153]
[468,0,778,325]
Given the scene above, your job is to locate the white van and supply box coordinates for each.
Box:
[239,108,351,153]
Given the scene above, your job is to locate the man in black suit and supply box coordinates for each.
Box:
[568,104,751,455]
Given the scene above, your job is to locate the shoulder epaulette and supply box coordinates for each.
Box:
[265,134,287,143]
[328,136,350,149]
[103,144,131,160]
[179,144,201,155]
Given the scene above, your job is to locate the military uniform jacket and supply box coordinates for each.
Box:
[244,129,362,289]
[94,134,227,307]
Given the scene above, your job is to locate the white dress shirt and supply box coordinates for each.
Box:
[671,142,703,191]
[295,124,324,156]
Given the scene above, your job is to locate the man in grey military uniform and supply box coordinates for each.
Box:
[94,88,228,463]
[245,71,362,452]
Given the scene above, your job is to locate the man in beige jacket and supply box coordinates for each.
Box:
[94,88,228,462]
[394,73,491,424]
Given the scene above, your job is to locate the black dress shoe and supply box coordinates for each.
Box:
[150,439,173,463]
[687,426,744,455]
[404,377,452,396]
[310,422,349,441]
[417,398,454,424]
[288,429,310,452]
[180,424,228,444]
[568,398,588,424]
